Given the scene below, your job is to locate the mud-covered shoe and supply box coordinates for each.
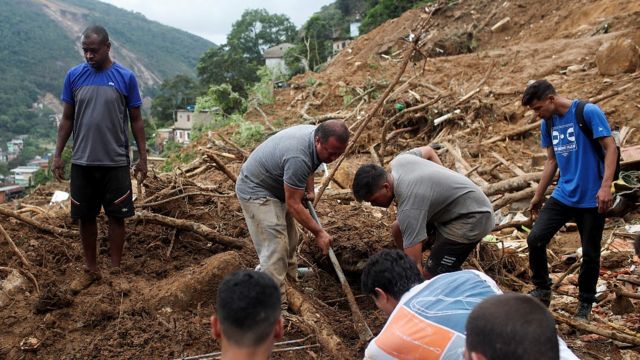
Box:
[70,269,102,295]
[575,302,592,321]
[528,288,552,307]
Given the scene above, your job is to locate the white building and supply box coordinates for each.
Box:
[10,166,40,187]
[264,43,295,76]
[171,109,215,145]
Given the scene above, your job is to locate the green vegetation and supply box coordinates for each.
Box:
[151,75,202,128]
[62,0,213,79]
[232,121,266,147]
[196,9,296,96]
[33,168,52,187]
[360,0,435,34]
[0,0,213,160]
[196,84,247,115]
[0,0,77,146]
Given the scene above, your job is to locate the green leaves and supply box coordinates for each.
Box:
[195,84,247,115]
[227,9,297,65]
[196,9,296,96]
[151,75,201,127]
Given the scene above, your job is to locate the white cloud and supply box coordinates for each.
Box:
[99,0,335,44]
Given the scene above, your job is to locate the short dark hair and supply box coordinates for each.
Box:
[314,120,349,144]
[361,249,423,300]
[216,270,281,347]
[522,80,556,106]
[466,293,559,360]
[82,25,110,44]
[352,164,387,201]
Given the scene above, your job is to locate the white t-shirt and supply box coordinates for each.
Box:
[364,270,578,360]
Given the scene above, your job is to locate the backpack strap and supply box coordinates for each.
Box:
[545,117,553,147]
[575,101,593,140]
[575,100,621,180]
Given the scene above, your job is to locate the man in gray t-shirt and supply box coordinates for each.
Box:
[236,120,349,306]
[352,147,494,278]
[53,26,147,294]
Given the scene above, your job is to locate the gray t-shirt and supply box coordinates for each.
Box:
[392,150,494,247]
[236,125,321,202]
[61,62,143,166]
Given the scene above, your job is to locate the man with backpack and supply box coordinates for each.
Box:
[522,80,618,320]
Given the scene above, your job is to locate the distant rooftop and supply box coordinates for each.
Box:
[263,43,295,59]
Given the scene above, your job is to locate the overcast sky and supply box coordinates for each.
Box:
[99,0,335,44]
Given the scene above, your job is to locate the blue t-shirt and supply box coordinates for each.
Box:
[541,100,612,208]
[61,62,142,166]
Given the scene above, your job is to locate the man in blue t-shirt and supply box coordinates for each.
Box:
[522,80,618,320]
[53,25,147,294]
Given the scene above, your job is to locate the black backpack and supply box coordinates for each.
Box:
[545,100,621,180]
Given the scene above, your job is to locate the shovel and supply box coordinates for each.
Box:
[306,200,374,342]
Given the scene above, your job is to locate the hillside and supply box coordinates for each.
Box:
[0,0,214,145]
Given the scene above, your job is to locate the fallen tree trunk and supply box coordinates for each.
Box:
[0,206,77,237]
[138,191,233,208]
[482,119,542,146]
[144,251,243,311]
[491,188,536,210]
[553,312,640,346]
[131,211,245,249]
[442,142,488,186]
[492,219,532,232]
[287,286,352,360]
[0,223,31,268]
[481,173,543,196]
[203,150,237,183]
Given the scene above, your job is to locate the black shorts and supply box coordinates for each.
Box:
[70,165,134,219]
[424,231,479,277]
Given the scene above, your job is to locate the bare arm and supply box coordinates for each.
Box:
[129,107,148,182]
[52,103,75,181]
[404,242,427,278]
[596,136,618,213]
[416,146,443,166]
[529,147,558,216]
[305,174,315,201]
[284,184,331,254]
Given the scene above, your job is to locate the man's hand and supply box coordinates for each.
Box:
[304,190,315,203]
[315,230,332,255]
[596,185,613,214]
[134,159,148,184]
[528,194,544,220]
[52,156,65,182]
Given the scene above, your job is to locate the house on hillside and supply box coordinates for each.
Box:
[10,166,40,187]
[329,18,361,61]
[171,109,215,145]
[264,43,295,76]
[28,156,49,169]
[0,148,7,163]
[7,139,23,155]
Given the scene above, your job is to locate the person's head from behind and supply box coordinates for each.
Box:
[352,164,394,208]
[211,270,283,357]
[465,293,559,360]
[314,120,349,163]
[521,80,559,121]
[81,25,111,70]
[361,249,423,315]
